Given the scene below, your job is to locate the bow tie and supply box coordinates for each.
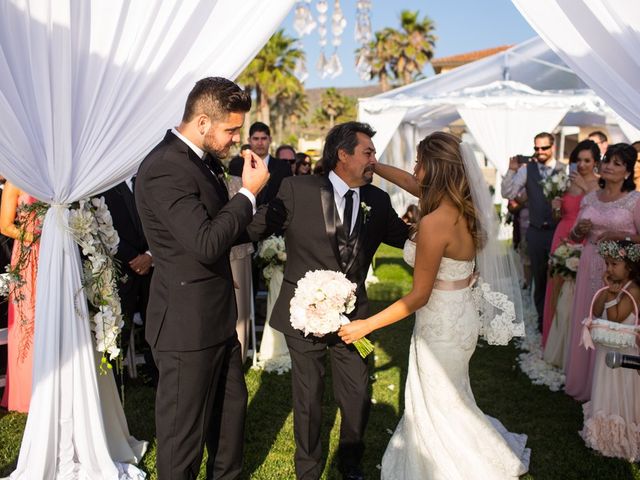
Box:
[203,154,226,180]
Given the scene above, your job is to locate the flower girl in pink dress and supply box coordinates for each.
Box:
[581,240,640,461]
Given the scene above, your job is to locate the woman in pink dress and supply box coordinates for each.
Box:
[564,144,640,402]
[0,182,41,412]
[542,140,600,347]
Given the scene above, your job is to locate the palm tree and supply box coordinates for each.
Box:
[272,82,308,145]
[357,29,397,92]
[312,88,356,130]
[237,29,305,125]
[392,10,437,85]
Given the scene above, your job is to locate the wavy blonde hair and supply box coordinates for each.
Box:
[416,131,485,248]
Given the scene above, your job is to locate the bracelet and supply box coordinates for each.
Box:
[604,298,619,309]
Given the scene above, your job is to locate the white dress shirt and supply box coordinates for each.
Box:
[328,170,359,235]
[501,159,560,199]
[171,128,256,212]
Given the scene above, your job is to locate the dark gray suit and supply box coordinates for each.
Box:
[249,175,408,479]
[136,130,252,480]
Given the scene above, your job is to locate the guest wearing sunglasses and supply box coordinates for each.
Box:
[276,144,297,176]
[502,132,566,330]
[294,153,312,176]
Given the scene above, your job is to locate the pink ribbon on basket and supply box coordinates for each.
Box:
[580,317,595,350]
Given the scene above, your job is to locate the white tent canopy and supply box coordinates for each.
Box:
[358,37,639,213]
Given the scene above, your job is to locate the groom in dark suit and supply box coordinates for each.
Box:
[249,122,408,480]
[135,77,268,480]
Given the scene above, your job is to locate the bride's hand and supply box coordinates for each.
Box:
[338,320,371,344]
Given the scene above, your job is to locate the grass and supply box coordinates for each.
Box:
[2,245,640,479]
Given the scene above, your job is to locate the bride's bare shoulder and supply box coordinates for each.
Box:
[418,203,458,231]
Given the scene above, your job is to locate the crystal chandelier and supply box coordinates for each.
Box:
[293,0,372,81]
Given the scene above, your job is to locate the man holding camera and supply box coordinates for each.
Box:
[502,132,565,330]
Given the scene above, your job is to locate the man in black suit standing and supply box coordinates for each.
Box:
[135,77,269,480]
[229,122,291,206]
[249,122,408,480]
[101,178,156,382]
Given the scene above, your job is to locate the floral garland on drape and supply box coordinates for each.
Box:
[1,196,124,373]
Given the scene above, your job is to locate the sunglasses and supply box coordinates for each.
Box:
[301,162,311,167]
[534,145,552,152]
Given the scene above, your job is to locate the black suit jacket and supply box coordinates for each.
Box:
[229,154,292,206]
[248,175,408,339]
[135,131,253,351]
[101,181,151,315]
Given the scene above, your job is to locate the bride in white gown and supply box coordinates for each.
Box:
[339,132,530,479]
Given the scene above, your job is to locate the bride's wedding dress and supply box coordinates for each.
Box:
[381,241,530,480]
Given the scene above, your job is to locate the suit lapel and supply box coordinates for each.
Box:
[345,188,367,273]
[320,177,343,271]
[117,182,144,237]
[188,151,228,203]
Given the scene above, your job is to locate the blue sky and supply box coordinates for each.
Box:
[281,0,536,88]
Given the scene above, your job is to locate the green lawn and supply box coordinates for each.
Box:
[2,245,640,479]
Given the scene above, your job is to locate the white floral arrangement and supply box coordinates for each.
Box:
[548,242,582,279]
[69,197,124,371]
[539,169,569,201]
[290,269,374,357]
[256,235,286,280]
[0,196,124,373]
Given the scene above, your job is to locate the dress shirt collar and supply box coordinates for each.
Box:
[538,158,556,171]
[171,127,205,159]
[328,170,359,199]
[263,154,270,168]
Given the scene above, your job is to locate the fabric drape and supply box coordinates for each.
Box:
[0,1,294,477]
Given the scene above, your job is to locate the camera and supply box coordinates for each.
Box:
[515,155,533,164]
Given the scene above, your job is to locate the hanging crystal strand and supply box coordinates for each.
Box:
[328,0,346,78]
[295,55,309,83]
[316,0,329,78]
[294,0,316,36]
[354,0,373,81]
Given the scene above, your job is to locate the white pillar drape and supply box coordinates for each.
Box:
[0,1,294,478]
[458,106,568,176]
[512,0,640,129]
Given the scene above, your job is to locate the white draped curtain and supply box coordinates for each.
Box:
[513,0,640,129]
[458,106,569,176]
[0,0,294,478]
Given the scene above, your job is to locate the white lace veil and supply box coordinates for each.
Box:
[460,142,525,345]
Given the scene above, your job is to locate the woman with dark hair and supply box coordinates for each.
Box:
[542,140,600,362]
[294,152,311,176]
[564,143,640,401]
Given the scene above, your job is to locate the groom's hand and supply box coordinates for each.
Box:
[241,149,269,197]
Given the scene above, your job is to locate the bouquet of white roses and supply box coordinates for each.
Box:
[548,241,582,279]
[290,270,374,358]
[256,235,286,280]
[539,170,569,201]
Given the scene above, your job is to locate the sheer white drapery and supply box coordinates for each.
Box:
[0,1,294,478]
[513,0,640,129]
[458,106,568,175]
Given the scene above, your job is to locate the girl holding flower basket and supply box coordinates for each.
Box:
[580,240,640,461]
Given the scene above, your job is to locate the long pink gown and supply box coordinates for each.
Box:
[564,190,640,402]
[542,193,583,347]
[0,193,40,413]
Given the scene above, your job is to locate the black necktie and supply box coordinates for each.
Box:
[202,154,229,200]
[343,190,354,236]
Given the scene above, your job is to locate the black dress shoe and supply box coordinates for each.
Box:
[343,466,364,480]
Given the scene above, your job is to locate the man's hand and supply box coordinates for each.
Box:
[129,253,153,275]
[508,156,520,172]
[241,149,269,197]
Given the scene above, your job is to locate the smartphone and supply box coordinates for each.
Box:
[569,163,578,174]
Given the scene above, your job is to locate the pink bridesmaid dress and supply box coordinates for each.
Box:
[542,193,583,347]
[1,193,40,412]
[563,190,640,402]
